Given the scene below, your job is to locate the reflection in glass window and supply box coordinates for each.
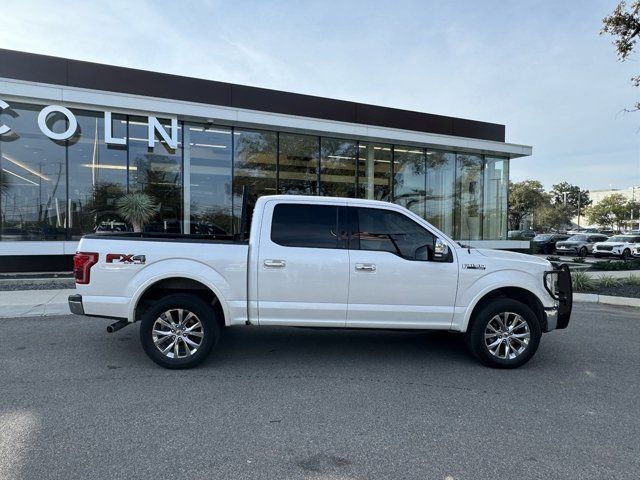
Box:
[393,146,426,217]
[271,203,339,248]
[483,157,509,240]
[320,138,357,197]
[186,124,232,235]
[128,116,182,233]
[68,110,128,238]
[357,142,391,201]
[233,129,277,231]
[352,207,435,261]
[278,133,318,195]
[425,150,455,237]
[456,153,483,241]
[0,103,67,240]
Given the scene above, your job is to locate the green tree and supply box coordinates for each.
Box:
[549,182,592,216]
[508,180,546,230]
[585,193,629,229]
[534,201,573,232]
[602,1,640,110]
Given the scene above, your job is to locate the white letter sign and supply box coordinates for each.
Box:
[148,116,178,149]
[37,105,78,140]
[0,99,10,135]
[104,111,126,145]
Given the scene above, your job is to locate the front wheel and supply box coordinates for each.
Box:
[579,246,587,257]
[621,249,631,261]
[140,294,220,369]
[466,299,541,369]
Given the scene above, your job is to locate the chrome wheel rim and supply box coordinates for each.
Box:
[152,309,204,359]
[484,312,530,360]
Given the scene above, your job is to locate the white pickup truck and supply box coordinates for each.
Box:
[68,195,572,369]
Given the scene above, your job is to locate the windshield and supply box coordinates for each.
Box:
[568,235,588,242]
[533,234,552,241]
[607,236,632,242]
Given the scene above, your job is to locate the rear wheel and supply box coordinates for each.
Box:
[466,298,541,369]
[578,246,587,257]
[140,294,220,369]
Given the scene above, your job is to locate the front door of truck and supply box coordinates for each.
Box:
[346,206,458,328]
[256,200,349,327]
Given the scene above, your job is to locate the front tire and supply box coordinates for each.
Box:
[140,294,220,369]
[466,298,541,369]
[578,246,587,257]
[622,249,631,261]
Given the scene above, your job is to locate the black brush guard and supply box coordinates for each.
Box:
[543,263,572,329]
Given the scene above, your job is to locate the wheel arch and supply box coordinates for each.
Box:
[128,273,230,327]
[463,286,546,333]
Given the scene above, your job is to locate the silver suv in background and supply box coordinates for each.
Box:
[555,234,609,257]
[593,235,640,260]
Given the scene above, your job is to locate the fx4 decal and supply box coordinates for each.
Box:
[106,254,146,264]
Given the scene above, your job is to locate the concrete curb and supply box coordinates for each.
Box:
[0,289,75,318]
[574,293,640,308]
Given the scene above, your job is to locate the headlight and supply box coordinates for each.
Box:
[544,271,559,297]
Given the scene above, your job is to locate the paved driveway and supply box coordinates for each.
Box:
[0,303,638,480]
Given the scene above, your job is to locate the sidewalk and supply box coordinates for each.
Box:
[0,289,74,318]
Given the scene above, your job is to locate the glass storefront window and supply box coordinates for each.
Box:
[128,116,182,233]
[425,150,456,237]
[1,103,67,240]
[483,156,509,240]
[185,124,232,235]
[357,142,392,201]
[320,138,357,197]
[393,145,426,217]
[233,128,277,231]
[456,153,483,241]
[278,133,319,195]
[67,110,128,238]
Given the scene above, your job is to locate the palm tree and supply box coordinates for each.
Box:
[116,192,157,232]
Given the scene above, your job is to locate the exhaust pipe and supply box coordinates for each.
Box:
[107,319,130,333]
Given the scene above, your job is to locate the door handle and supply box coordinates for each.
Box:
[355,263,376,272]
[264,259,286,268]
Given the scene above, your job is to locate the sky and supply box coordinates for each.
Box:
[1,0,639,192]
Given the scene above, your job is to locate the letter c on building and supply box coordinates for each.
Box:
[37,105,78,140]
[0,100,10,135]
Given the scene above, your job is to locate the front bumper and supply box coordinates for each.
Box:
[593,251,620,257]
[68,294,85,315]
[556,246,579,254]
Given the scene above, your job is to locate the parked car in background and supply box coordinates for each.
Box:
[555,234,609,257]
[531,233,570,254]
[593,235,640,260]
[632,244,640,258]
[508,230,536,241]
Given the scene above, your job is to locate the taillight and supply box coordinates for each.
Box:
[74,252,99,284]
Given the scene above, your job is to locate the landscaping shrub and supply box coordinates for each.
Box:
[547,256,561,262]
[597,275,621,288]
[591,259,640,271]
[571,272,595,291]
[572,257,587,263]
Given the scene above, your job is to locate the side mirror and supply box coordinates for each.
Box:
[433,238,450,262]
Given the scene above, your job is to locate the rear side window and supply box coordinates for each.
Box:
[271,204,340,249]
[351,207,435,261]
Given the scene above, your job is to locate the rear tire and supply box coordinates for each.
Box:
[466,298,541,369]
[140,294,220,369]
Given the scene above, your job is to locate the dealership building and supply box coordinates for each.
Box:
[0,49,531,272]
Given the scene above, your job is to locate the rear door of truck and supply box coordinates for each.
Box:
[255,199,349,327]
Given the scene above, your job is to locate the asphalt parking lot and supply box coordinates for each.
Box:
[1,303,639,480]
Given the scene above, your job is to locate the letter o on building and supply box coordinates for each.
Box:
[37,105,78,140]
